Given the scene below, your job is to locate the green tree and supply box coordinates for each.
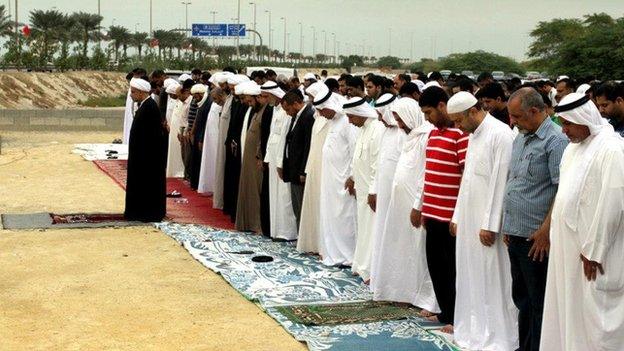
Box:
[130,32,148,58]
[340,55,363,72]
[108,25,130,61]
[29,9,67,66]
[376,56,401,69]
[71,12,102,67]
[438,51,525,75]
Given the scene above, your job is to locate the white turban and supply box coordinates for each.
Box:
[576,83,591,95]
[165,82,180,94]
[343,97,377,119]
[374,93,398,126]
[178,73,192,83]
[423,81,441,90]
[261,80,285,99]
[227,74,250,86]
[191,84,207,94]
[163,78,177,89]
[215,71,234,84]
[303,72,316,80]
[242,81,261,96]
[130,78,151,92]
[447,91,478,114]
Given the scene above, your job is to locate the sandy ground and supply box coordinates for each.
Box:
[0,131,307,351]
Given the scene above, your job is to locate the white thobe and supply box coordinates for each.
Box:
[264,105,298,240]
[369,126,404,289]
[541,136,624,351]
[213,95,234,209]
[296,112,329,253]
[319,113,358,266]
[166,97,191,178]
[197,102,223,195]
[350,119,384,281]
[372,124,439,313]
[122,88,136,144]
[452,114,518,351]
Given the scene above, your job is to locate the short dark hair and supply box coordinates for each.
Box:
[338,74,352,82]
[368,75,385,88]
[398,74,411,83]
[325,78,339,92]
[456,78,475,93]
[346,76,365,91]
[477,72,493,83]
[475,82,506,100]
[399,82,420,96]
[132,67,147,76]
[265,69,277,77]
[201,71,212,81]
[222,66,237,74]
[594,82,624,102]
[419,86,449,108]
[182,79,195,90]
[150,69,166,79]
[282,88,304,105]
[556,78,576,91]
[191,68,202,75]
[321,69,328,76]
[383,77,394,92]
[428,71,443,82]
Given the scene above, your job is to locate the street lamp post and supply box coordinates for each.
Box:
[265,10,271,61]
[298,22,303,59]
[210,11,217,49]
[332,32,336,64]
[236,0,241,59]
[149,0,153,37]
[249,2,256,59]
[181,1,191,37]
[280,17,286,62]
[322,30,327,57]
[388,27,392,56]
[310,26,316,58]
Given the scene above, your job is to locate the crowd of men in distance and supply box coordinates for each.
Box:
[122,66,624,351]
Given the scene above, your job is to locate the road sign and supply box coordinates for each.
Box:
[227,24,246,37]
[192,23,227,37]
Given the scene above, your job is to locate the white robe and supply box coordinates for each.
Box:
[122,88,136,144]
[350,119,384,281]
[319,113,359,266]
[372,123,439,313]
[264,105,298,240]
[213,95,234,209]
[296,112,329,253]
[451,114,518,351]
[166,96,191,178]
[197,102,223,195]
[540,135,624,351]
[369,126,404,289]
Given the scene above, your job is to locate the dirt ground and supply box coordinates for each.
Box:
[0,131,307,351]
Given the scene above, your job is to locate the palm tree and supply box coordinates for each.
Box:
[71,12,102,67]
[108,25,129,61]
[0,5,12,37]
[29,9,67,65]
[152,29,168,59]
[170,31,185,59]
[130,32,148,58]
[185,37,205,60]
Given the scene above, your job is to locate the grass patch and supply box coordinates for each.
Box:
[79,94,127,107]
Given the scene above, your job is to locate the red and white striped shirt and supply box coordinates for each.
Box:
[420,127,469,222]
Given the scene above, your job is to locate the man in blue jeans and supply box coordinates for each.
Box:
[503,87,568,351]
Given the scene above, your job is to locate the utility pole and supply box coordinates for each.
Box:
[97,0,100,16]
[181,2,191,37]
[14,0,19,70]
[332,32,336,64]
[280,17,286,62]
[310,26,315,58]
[249,2,256,59]
[388,28,392,56]
[149,0,153,37]
[298,22,303,58]
[265,10,271,61]
[322,30,327,58]
[236,0,240,59]
[210,11,217,49]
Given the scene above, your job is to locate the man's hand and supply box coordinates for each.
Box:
[367,194,377,212]
[344,177,356,197]
[449,222,457,237]
[177,133,183,142]
[479,229,496,247]
[580,254,604,281]
[277,167,284,180]
[299,175,306,184]
[503,234,510,246]
[527,229,550,262]
[410,209,423,228]
[256,159,263,171]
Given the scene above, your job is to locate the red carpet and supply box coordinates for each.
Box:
[93,160,234,229]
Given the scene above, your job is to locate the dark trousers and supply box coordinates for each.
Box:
[508,235,548,351]
[260,165,271,237]
[424,218,456,325]
[290,183,304,230]
[189,144,202,190]
[182,137,192,180]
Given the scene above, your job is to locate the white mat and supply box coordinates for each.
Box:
[72,143,128,161]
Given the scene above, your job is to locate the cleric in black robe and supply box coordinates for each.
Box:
[222,94,248,221]
[124,77,167,222]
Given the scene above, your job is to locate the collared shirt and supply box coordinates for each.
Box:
[502,117,569,237]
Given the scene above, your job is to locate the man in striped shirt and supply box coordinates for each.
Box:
[411,86,468,333]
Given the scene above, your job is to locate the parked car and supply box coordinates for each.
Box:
[461,70,475,80]
[440,70,452,80]
[526,71,541,80]
[492,71,505,81]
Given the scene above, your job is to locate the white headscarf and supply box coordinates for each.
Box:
[423,81,441,90]
[313,83,345,112]
[261,80,285,99]
[166,82,180,95]
[343,97,377,119]
[178,73,192,83]
[163,78,177,90]
[227,74,250,86]
[191,84,209,108]
[391,97,432,152]
[374,93,398,126]
[576,83,591,95]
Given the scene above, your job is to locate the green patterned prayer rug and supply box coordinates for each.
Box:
[275,301,423,326]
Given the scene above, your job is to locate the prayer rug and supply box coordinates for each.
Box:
[92,160,234,229]
[1,212,144,230]
[73,143,128,161]
[275,301,423,326]
[157,222,460,351]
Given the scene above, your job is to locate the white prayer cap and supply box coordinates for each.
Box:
[554,92,609,135]
[576,83,591,95]
[447,91,478,114]
[130,77,151,92]
[191,84,207,94]
[343,97,377,119]
[208,72,220,85]
[166,82,180,94]
[163,78,177,89]
[375,93,398,126]
[303,72,316,80]
[178,73,192,83]
[414,79,425,92]
[422,81,441,90]
[305,81,325,98]
[260,80,285,99]
[391,96,426,130]
[227,74,250,86]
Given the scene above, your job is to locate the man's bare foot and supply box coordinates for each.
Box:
[426,315,439,322]
[352,271,359,276]
[363,279,370,285]
[419,309,435,318]
[441,324,454,334]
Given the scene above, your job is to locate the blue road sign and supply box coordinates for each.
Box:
[192,23,227,37]
[227,24,246,37]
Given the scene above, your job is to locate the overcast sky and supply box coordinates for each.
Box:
[6,0,624,61]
